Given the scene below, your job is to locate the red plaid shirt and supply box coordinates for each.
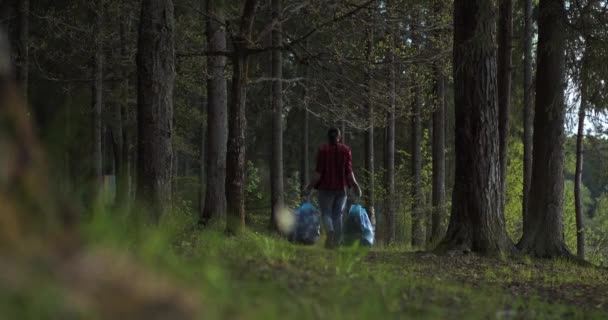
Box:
[314,143,353,191]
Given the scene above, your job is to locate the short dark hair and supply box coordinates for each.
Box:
[328,127,340,145]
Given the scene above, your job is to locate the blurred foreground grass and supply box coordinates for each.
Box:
[2,204,608,319]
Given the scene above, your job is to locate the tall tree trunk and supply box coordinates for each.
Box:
[270,0,284,230]
[384,11,397,245]
[522,0,533,229]
[91,4,103,193]
[431,68,446,243]
[497,0,512,217]
[518,0,570,258]
[16,0,28,100]
[382,45,399,245]
[112,97,124,204]
[201,0,228,225]
[438,0,513,255]
[225,0,258,235]
[411,81,424,247]
[300,52,310,192]
[116,18,130,205]
[574,95,586,260]
[136,0,175,221]
[363,24,375,229]
[199,115,205,213]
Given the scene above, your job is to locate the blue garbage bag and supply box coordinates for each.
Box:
[343,204,374,246]
[288,202,320,245]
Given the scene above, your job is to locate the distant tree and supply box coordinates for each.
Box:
[16,0,28,100]
[430,0,448,244]
[431,67,446,244]
[411,76,424,247]
[363,18,375,234]
[575,78,587,260]
[518,0,571,257]
[226,0,259,235]
[299,40,310,193]
[270,0,285,231]
[438,0,513,254]
[497,0,512,217]
[91,2,103,193]
[201,0,228,225]
[522,0,534,230]
[136,0,175,221]
[384,0,397,245]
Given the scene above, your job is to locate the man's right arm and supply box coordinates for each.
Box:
[345,148,362,198]
[347,172,362,198]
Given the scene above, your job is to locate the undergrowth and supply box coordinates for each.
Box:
[2,204,608,319]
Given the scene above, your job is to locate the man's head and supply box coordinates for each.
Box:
[327,127,341,145]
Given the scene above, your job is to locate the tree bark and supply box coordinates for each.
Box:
[518,0,571,258]
[438,0,513,255]
[16,0,28,100]
[201,0,228,225]
[136,0,175,221]
[497,0,512,218]
[431,68,446,243]
[116,18,131,205]
[384,9,397,245]
[300,49,310,192]
[270,0,284,230]
[363,23,375,230]
[225,0,258,235]
[522,0,534,230]
[574,95,586,260]
[411,80,424,247]
[91,3,103,193]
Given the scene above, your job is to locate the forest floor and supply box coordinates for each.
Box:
[177,231,608,319]
[3,211,608,319]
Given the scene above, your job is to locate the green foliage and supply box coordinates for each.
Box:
[245,160,265,214]
[587,192,608,266]
[285,170,303,209]
[504,139,524,241]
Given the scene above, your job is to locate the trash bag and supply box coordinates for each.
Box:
[288,202,321,245]
[343,204,374,247]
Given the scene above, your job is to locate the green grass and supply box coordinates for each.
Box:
[2,207,608,319]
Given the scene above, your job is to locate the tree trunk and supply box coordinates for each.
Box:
[438,0,513,255]
[112,97,124,205]
[363,24,375,229]
[300,51,310,192]
[431,68,446,243]
[518,0,570,258]
[199,116,205,214]
[136,0,175,221]
[411,81,424,247]
[383,0,397,246]
[116,18,130,205]
[201,0,228,225]
[270,0,284,230]
[522,0,533,230]
[497,0,512,217]
[574,96,586,260]
[225,0,258,235]
[16,0,28,100]
[91,3,103,193]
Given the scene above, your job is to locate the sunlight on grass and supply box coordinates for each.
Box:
[4,203,602,319]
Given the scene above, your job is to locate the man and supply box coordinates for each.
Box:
[304,127,362,248]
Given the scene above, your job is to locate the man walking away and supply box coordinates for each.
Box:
[304,127,362,248]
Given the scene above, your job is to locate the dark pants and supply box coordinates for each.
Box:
[318,189,347,241]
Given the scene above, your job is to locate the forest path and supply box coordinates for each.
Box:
[180,227,608,319]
